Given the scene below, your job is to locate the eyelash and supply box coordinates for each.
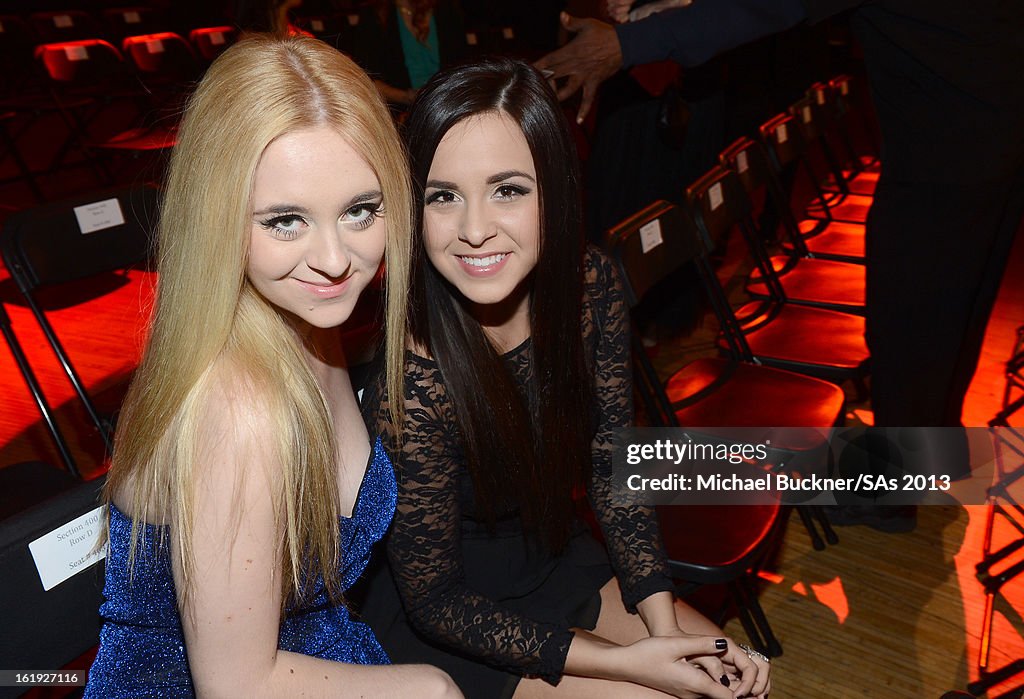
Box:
[425,190,458,206]
[425,184,531,206]
[347,202,385,230]
[258,202,384,239]
[260,214,304,240]
[495,184,529,199]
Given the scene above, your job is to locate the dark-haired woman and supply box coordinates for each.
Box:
[358,57,771,699]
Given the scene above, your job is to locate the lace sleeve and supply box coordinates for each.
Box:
[583,247,675,612]
[378,356,575,684]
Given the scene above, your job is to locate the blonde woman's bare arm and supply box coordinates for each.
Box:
[173,375,461,699]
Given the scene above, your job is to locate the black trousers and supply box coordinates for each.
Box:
[865,167,1024,427]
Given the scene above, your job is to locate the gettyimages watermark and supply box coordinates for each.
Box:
[611,427,1004,506]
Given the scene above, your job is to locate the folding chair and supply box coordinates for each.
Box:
[719,136,865,315]
[0,185,161,456]
[806,81,878,196]
[828,74,880,173]
[0,303,79,476]
[760,113,866,264]
[789,95,874,224]
[0,472,105,699]
[609,200,844,552]
[686,165,870,389]
[35,39,177,177]
[121,31,200,121]
[0,15,97,198]
[188,25,238,65]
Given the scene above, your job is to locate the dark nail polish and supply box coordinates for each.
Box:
[720,675,730,687]
[715,638,728,650]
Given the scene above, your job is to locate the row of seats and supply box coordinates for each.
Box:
[606,75,880,658]
[1,24,239,203]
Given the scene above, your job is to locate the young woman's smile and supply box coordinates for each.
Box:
[247,126,387,329]
[422,112,540,320]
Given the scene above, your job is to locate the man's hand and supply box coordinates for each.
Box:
[534,12,623,124]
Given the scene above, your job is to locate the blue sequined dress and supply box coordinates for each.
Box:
[84,438,396,698]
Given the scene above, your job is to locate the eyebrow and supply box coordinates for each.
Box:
[251,190,383,217]
[487,170,535,184]
[424,171,536,190]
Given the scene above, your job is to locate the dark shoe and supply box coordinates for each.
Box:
[825,505,917,533]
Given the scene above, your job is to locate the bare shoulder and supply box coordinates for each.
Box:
[190,359,285,497]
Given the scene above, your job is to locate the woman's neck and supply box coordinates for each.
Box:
[293,322,349,388]
[467,286,532,354]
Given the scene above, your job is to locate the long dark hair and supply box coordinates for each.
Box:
[404,57,593,552]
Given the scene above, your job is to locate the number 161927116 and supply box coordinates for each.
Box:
[0,671,86,687]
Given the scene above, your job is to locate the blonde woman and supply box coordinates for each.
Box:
[84,35,460,698]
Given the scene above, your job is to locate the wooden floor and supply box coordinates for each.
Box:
[2,157,1023,698]
[683,226,1024,697]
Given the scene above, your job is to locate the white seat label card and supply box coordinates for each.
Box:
[640,219,663,253]
[64,45,88,62]
[29,506,106,591]
[74,198,126,234]
[709,182,724,211]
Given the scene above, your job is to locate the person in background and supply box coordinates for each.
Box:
[354,0,467,109]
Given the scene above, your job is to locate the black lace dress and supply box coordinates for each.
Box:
[357,247,674,698]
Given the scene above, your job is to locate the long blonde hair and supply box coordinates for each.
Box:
[105,34,412,607]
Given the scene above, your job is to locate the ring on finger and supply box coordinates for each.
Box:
[737,643,771,664]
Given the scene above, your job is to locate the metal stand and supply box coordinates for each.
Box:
[969,326,1024,698]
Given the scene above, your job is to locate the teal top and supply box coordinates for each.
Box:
[396,7,439,89]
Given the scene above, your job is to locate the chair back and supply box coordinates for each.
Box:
[719,136,775,196]
[789,95,826,143]
[758,113,804,171]
[122,32,199,84]
[35,39,127,85]
[719,136,811,258]
[0,473,106,697]
[606,200,703,308]
[189,25,237,63]
[685,165,751,249]
[1,186,159,290]
[760,111,836,230]
[688,165,790,315]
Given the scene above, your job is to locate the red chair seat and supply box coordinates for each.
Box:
[727,302,869,374]
[658,504,781,575]
[747,256,865,312]
[666,358,842,450]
